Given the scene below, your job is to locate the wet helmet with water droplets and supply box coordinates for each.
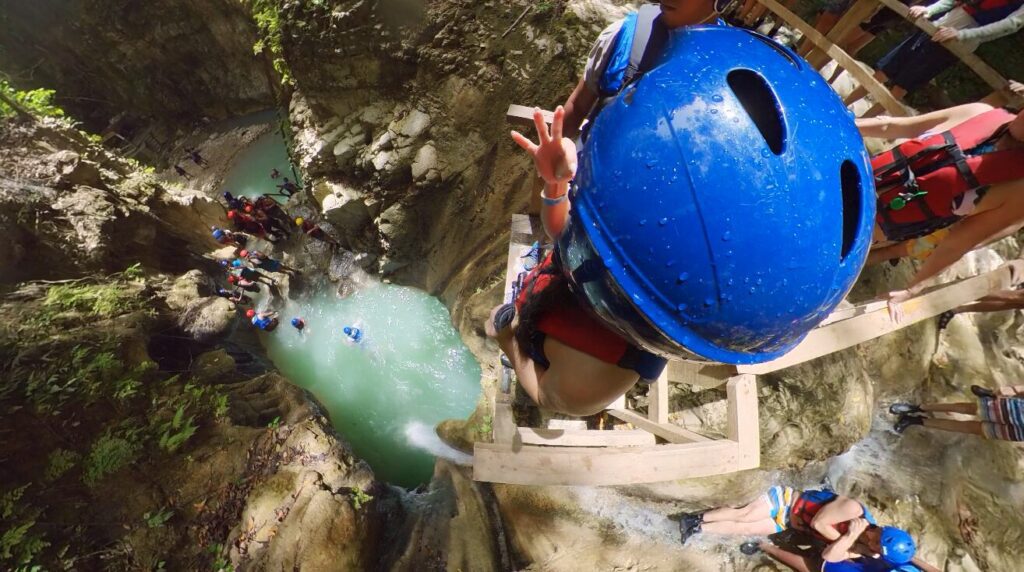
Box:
[558,26,874,364]
[880,527,916,565]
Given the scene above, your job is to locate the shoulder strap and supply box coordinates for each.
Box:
[623,4,667,87]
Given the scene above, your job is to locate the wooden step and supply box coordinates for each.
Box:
[518,428,656,447]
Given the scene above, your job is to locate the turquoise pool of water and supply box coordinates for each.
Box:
[220,120,302,203]
[258,284,481,487]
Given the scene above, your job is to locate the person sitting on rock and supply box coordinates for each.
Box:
[254,195,293,236]
[247,309,279,332]
[486,107,668,416]
[561,0,727,139]
[295,217,340,248]
[891,384,1024,441]
[211,226,249,248]
[680,487,919,569]
[276,177,299,197]
[227,274,260,293]
[243,249,297,276]
[857,103,1024,314]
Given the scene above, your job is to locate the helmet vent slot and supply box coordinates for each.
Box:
[839,160,862,262]
[727,69,786,156]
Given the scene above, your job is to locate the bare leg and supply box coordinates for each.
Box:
[921,402,977,415]
[953,290,1024,314]
[761,543,816,572]
[703,496,772,524]
[922,418,985,436]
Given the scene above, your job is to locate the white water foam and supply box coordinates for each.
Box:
[404,421,473,466]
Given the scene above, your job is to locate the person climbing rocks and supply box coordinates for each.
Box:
[227,274,261,293]
[857,103,1024,319]
[211,226,249,248]
[561,0,729,140]
[222,191,245,211]
[247,309,279,332]
[342,325,363,343]
[173,164,191,180]
[487,106,668,416]
[228,209,278,242]
[270,168,281,179]
[254,195,293,237]
[215,286,252,306]
[291,317,305,331]
[891,384,1024,440]
[234,265,275,286]
[243,249,297,276]
[276,177,299,197]
[295,217,340,248]
[679,487,920,569]
[185,146,209,167]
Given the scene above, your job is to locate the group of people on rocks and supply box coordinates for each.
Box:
[207,172,358,342]
[484,2,1024,571]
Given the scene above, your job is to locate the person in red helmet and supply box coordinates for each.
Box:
[227,274,260,293]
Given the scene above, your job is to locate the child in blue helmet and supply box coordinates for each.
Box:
[562,0,728,139]
[342,326,363,343]
[291,317,305,331]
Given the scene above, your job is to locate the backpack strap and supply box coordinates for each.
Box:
[623,4,668,88]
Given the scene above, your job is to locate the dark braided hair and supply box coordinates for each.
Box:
[514,260,577,355]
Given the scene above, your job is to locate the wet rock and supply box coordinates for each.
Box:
[411,142,440,184]
[191,349,236,384]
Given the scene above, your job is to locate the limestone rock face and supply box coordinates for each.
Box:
[0,0,275,132]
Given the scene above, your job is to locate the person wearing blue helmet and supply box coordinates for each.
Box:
[210,225,248,248]
[342,326,363,343]
[562,0,731,139]
[739,538,933,572]
[291,317,305,331]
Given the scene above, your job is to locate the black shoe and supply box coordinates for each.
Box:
[492,303,515,333]
[894,414,924,434]
[740,541,761,556]
[937,310,956,331]
[971,384,996,399]
[889,402,923,415]
[679,512,704,545]
[500,354,513,369]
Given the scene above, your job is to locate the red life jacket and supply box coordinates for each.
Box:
[873,108,1024,242]
[514,252,633,366]
[962,0,1023,18]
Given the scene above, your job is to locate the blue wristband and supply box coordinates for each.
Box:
[541,191,568,206]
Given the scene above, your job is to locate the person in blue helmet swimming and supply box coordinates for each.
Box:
[562,0,730,139]
[679,487,931,571]
[291,317,306,331]
[342,326,363,344]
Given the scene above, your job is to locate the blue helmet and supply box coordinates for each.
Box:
[343,326,352,335]
[291,317,303,328]
[212,228,225,240]
[880,526,915,565]
[231,259,243,268]
[558,26,874,364]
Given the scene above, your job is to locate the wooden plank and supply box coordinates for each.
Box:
[500,215,535,394]
[727,375,760,469]
[493,395,518,446]
[507,104,555,127]
[608,408,711,443]
[806,0,880,69]
[517,428,657,447]
[738,262,1024,375]
[874,0,1020,105]
[605,393,627,411]
[667,361,736,388]
[648,369,669,424]
[755,0,907,116]
[473,440,741,485]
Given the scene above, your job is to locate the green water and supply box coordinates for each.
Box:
[220,122,301,202]
[258,283,482,487]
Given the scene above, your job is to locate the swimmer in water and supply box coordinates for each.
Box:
[291,317,306,331]
[343,325,363,343]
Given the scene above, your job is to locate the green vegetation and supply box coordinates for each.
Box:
[143,508,174,529]
[250,0,293,85]
[43,449,79,483]
[0,485,48,567]
[0,79,64,119]
[349,487,374,511]
[83,428,142,487]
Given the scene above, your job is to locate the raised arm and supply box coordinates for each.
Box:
[821,518,869,563]
[562,79,599,141]
[511,106,577,242]
[856,103,994,140]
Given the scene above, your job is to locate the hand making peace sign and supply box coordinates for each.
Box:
[510,106,578,186]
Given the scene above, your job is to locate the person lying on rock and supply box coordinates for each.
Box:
[484,107,667,417]
[679,487,919,570]
[857,103,1024,317]
[242,249,297,276]
[247,309,279,332]
[562,0,727,139]
[891,384,1024,440]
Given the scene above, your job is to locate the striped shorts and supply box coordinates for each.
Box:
[978,397,1024,442]
[763,486,797,533]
